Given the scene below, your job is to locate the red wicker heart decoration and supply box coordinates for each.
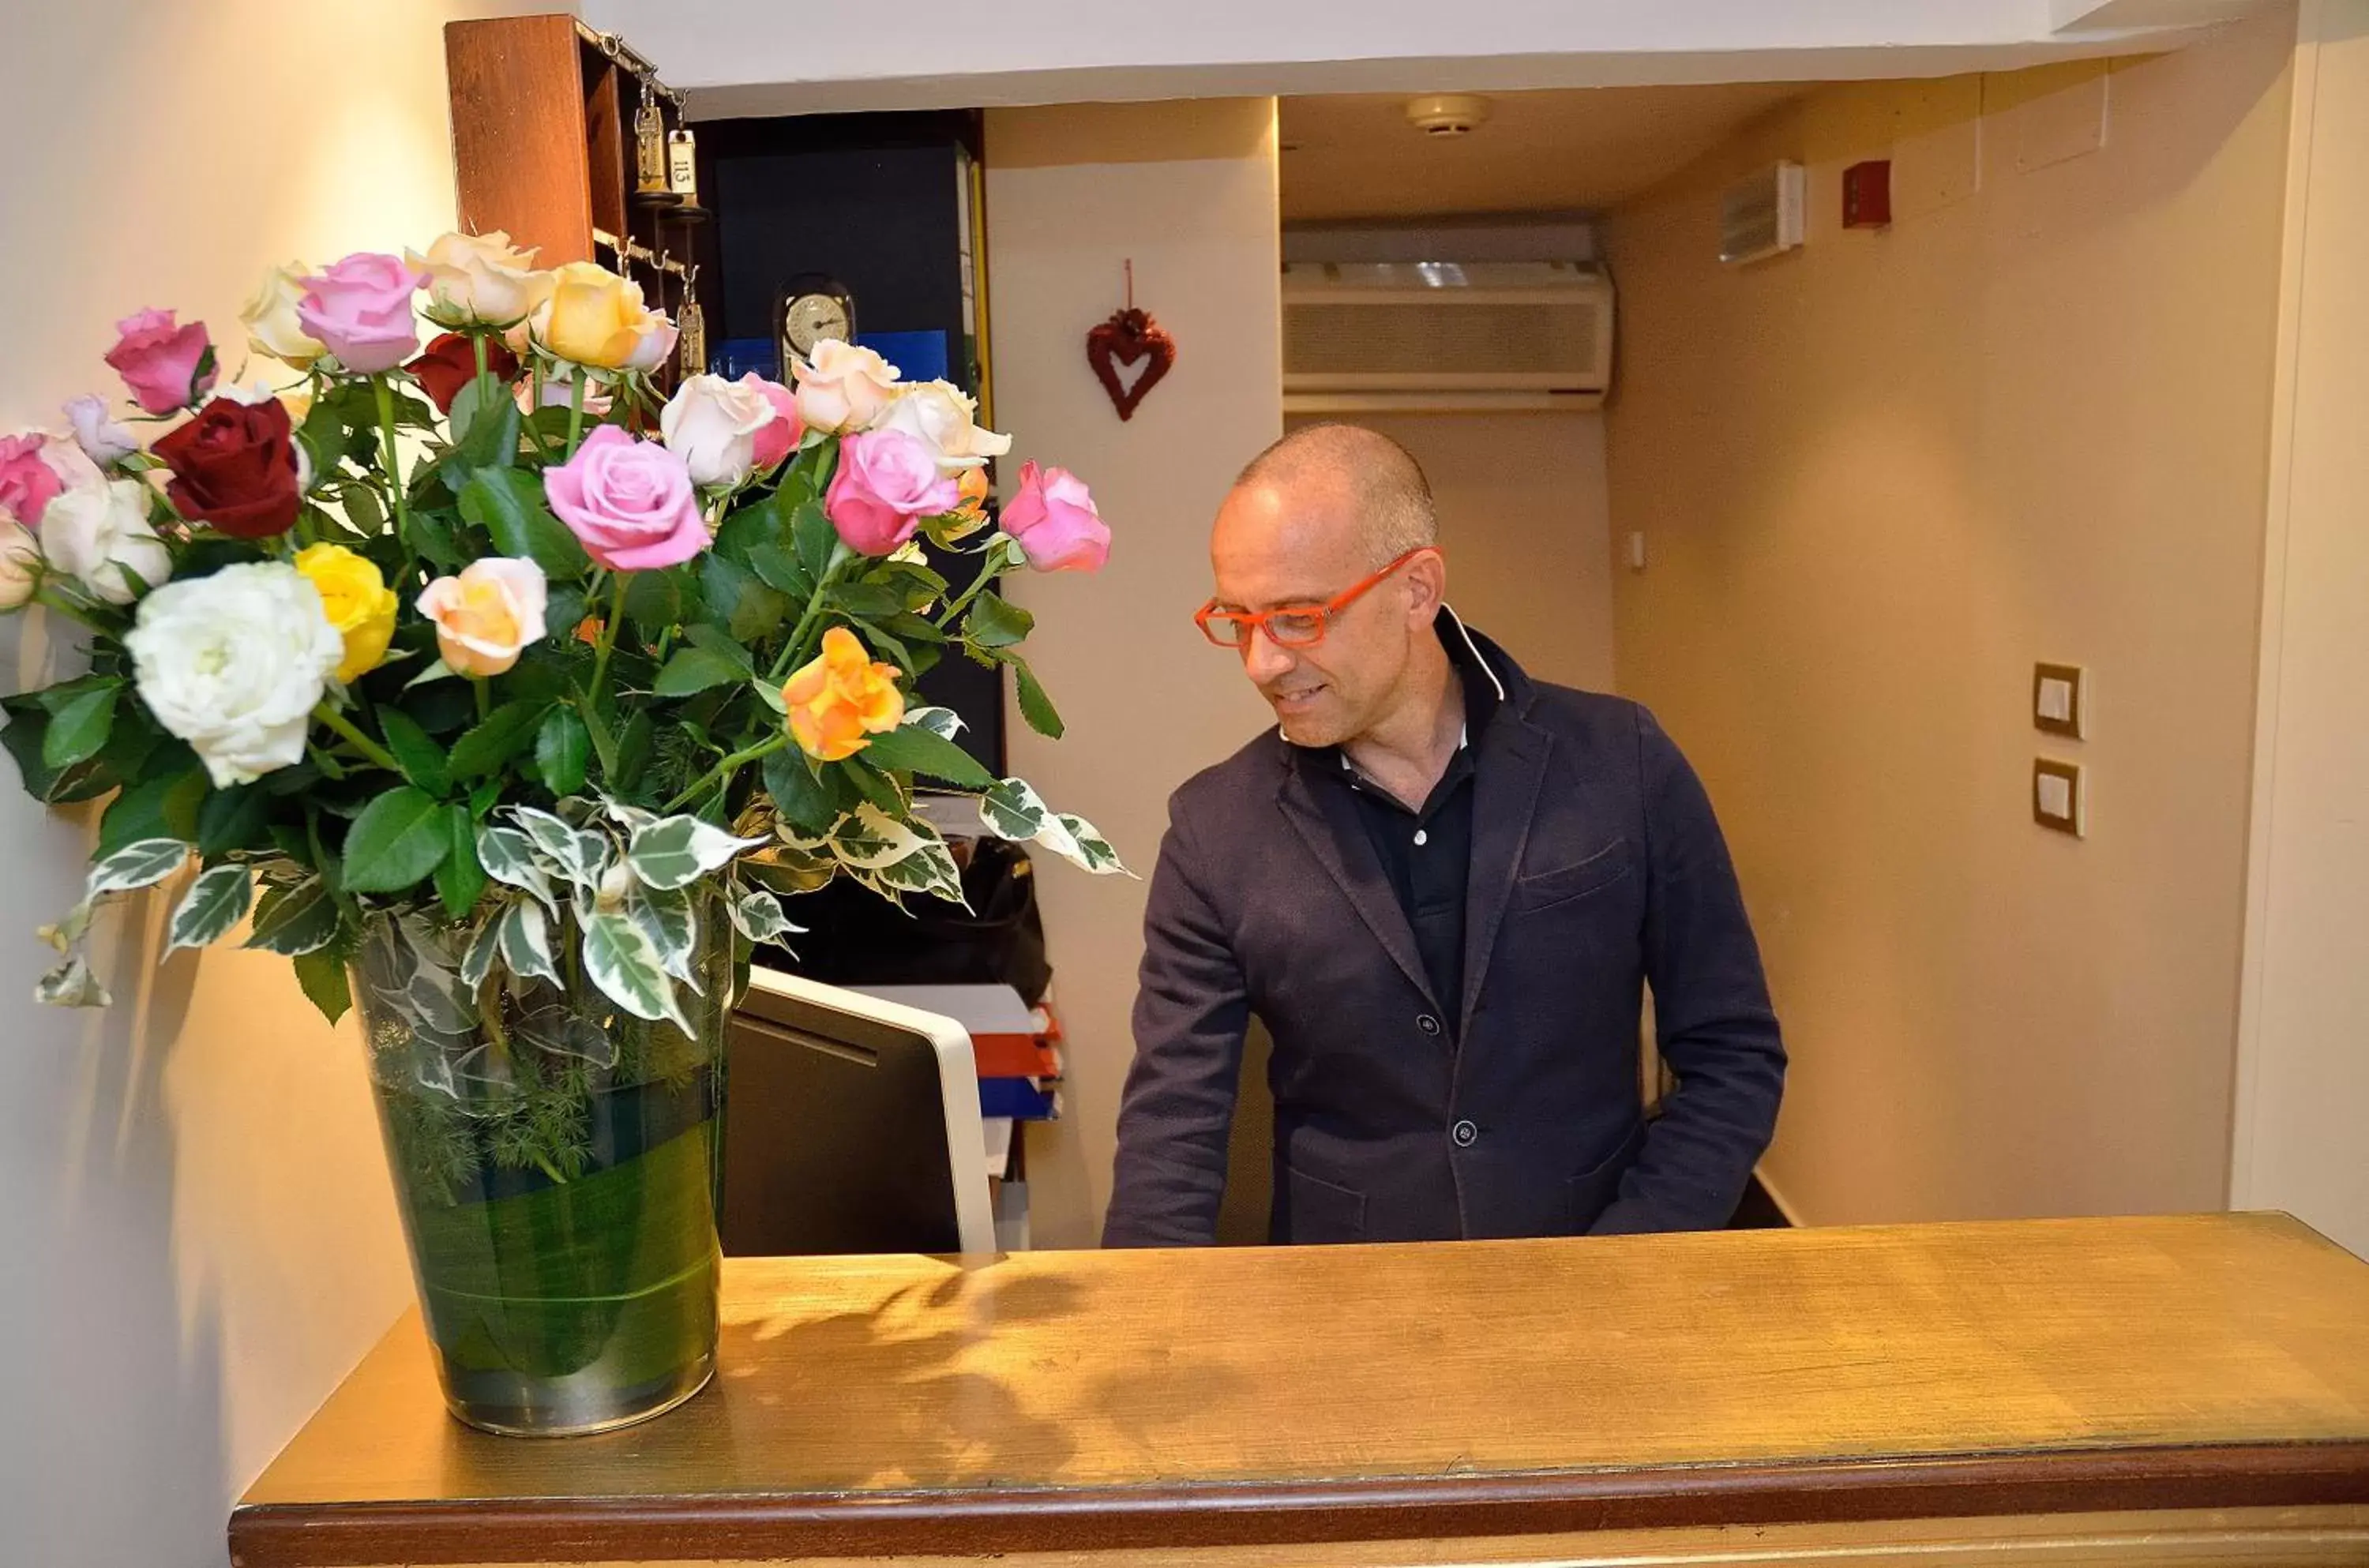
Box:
[1086,306,1176,422]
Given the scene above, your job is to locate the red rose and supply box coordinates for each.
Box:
[151,397,302,538]
[407,332,520,415]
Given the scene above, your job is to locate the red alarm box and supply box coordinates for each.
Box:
[1843,159,1891,228]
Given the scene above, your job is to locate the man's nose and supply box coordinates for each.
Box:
[1242,625,1296,684]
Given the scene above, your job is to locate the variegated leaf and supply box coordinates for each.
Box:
[905,705,965,741]
[726,886,801,944]
[509,806,606,887]
[580,910,689,1030]
[625,883,700,989]
[460,917,503,989]
[830,805,967,908]
[245,876,340,956]
[86,838,190,898]
[35,955,111,1008]
[1052,813,1129,876]
[626,815,768,891]
[166,864,253,955]
[497,899,562,986]
[478,826,560,915]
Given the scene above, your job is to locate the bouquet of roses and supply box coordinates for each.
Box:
[2,233,1119,1030]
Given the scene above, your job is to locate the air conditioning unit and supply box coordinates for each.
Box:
[1281,260,1615,414]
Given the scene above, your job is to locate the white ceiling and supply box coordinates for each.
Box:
[1279,82,1808,223]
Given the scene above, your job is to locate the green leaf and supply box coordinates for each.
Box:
[749,676,790,716]
[828,581,907,618]
[293,941,353,1025]
[762,745,835,835]
[246,877,340,956]
[747,541,808,597]
[447,700,550,779]
[579,699,620,782]
[625,815,765,891]
[377,707,452,796]
[858,722,996,790]
[1011,656,1066,739]
[624,565,685,629]
[167,863,253,954]
[86,838,191,897]
[445,381,523,482]
[341,786,453,893]
[965,591,1034,649]
[197,785,272,857]
[532,707,591,797]
[42,682,120,771]
[651,646,749,698]
[99,765,207,859]
[459,467,588,577]
[434,806,489,919]
[843,756,909,816]
[580,910,688,1028]
[791,499,838,582]
[701,553,790,641]
[681,623,753,668]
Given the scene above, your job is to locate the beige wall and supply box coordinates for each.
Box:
[2234,0,2369,1259]
[1286,412,1617,693]
[1,5,544,1563]
[1602,10,2296,1225]
[985,102,1283,1248]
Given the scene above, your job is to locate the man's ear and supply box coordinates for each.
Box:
[1402,547,1447,624]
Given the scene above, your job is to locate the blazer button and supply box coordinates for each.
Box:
[1417,1014,1443,1037]
[1451,1119,1479,1148]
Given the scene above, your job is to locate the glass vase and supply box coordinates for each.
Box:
[350,899,735,1437]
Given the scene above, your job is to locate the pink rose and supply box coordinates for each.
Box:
[103,308,216,415]
[1003,460,1109,572]
[0,433,100,528]
[824,429,963,556]
[742,373,802,471]
[295,253,426,373]
[543,425,708,571]
[0,434,65,527]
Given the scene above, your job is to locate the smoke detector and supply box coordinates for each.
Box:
[1404,95,1492,138]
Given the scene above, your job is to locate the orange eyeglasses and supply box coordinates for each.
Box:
[1194,546,1435,649]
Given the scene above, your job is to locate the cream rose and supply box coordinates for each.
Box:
[241,262,327,369]
[659,373,773,488]
[873,380,1012,473]
[43,478,173,606]
[531,261,674,373]
[126,561,344,786]
[0,517,39,610]
[407,231,549,328]
[791,339,899,433]
[418,557,548,677]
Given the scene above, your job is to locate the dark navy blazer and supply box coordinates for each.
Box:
[1104,617,1785,1246]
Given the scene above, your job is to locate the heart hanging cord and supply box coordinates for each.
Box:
[1086,259,1176,422]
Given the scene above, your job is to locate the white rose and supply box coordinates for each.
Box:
[873,381,1012,473]
[791,339,900,433]
[63,395,137,466]
[241,261,327,369]
[0,517,39,610]
[659,373,773,489]
[407,231,550,329]
[621,314,680,374]
[43,478,173,606]
[126,562,343,787]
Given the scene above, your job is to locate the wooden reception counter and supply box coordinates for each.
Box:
[231,1213,2369,1567]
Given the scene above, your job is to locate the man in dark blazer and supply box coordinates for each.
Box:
[1104,425,1784,1247]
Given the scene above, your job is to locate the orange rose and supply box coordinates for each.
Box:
[783,626,904,761]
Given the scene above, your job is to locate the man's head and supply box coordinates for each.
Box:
[1208,423,1446,747]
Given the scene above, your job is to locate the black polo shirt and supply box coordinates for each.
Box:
[1312,621,1502,1033]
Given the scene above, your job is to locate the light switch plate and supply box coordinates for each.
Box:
[2034,757,2084,838]
[2034,662,2086,739]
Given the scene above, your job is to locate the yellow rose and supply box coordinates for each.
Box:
[293,543,399,683]
[531,261,669,371]
[783,627,904,762]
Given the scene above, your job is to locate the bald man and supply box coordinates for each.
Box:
[1103,425,1784,1247]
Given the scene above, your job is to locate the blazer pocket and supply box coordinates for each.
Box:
[1566,1121,1649,1232]
[1513,839,1632,914]
[1282,1164,1368,1244]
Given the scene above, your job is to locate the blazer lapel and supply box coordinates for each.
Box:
[1275,759,1440,1011]
[1459,717,1551,1038]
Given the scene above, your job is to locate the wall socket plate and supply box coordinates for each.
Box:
[2034,757,2084,838]
[2034,662,2086,739]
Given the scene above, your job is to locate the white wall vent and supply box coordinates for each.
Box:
[1281,260,1614,414]
[1719,161,1807,266]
